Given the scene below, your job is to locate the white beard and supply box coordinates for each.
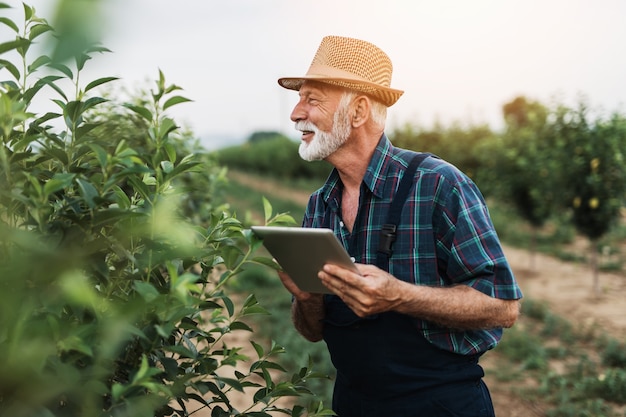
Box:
[296,99,353,161]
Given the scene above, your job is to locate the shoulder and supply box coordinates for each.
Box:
[391,148,472,187]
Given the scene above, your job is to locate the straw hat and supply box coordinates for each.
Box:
[278,36,404,107]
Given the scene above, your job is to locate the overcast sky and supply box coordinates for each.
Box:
[12,0,626,149]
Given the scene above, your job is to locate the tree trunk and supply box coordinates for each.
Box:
[529,228,537,272]
[590,239,601,297]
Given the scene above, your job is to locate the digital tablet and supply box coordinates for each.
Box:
[250,226,359,294]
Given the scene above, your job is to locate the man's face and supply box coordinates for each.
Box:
[290,82,353,161]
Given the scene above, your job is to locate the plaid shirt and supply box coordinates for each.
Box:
[302,134,523,355]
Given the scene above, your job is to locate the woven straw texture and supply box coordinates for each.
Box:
[278,36,403,107]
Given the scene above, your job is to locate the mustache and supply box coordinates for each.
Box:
[295,121,318,133]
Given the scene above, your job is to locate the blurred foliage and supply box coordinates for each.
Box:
[216,133,331,181]
[391,121,496,188]
[0,3,334,417]
[494,96,555,228]
[553,106,626,241]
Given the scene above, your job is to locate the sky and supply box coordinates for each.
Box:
[8,0,626,150]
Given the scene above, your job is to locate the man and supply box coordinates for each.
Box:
[276,35,523,416]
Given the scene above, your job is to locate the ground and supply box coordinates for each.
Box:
[483,244,626,416]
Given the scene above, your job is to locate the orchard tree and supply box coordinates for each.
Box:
[554,103,626,295]
[492,96,557,268]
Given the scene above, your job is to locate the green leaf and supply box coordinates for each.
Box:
[160,160,174,174]
[43,172,75,196]
[28,23,53,41]
[27,55,51,72]
[110,185,131,209]
[23,3,32,20]
[34,111,62,125]
[262,197,273,223]
[158,117,178,139]
[85,76,118,93]
[111,383,125,401]
[164,142,176,162]
[229,321,252,332]
[0,38,29,55]
[76,178,99,209]
[33,75,67,101]
[163,95,192,110]
[250,256,280,269]
[0,58,20,80]
[82,96,107,112]
[64,100,82,125]
[215,376,245,393]
[222,296,235,317]
[57,334,94,357]
[49,62,73,79]
[251,340,265,358]
[0,17,18,33]
[133,281,160,303]
[124,103,152,122]
[163,345,197,359]
[75,123,100,141]
[86,45,112,54]
[75,53,91,72]
[88,143,108,168]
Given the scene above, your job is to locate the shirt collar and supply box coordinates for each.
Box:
[320,133,395,203]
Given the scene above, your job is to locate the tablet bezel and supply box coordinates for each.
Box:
[251,226,358,294]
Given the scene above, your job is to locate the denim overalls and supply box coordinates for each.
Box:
[320,154,496,416]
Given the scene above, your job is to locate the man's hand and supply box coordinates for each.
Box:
[277,270,325,341]
[277,270,319,302]
[318,263,521,329]
[318,263,404,317]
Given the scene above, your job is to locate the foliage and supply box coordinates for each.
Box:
[215,133,331,181]
[493,96,557,228]
[390,121,496,187]
[0,4,333,417]
[553,105,626,241]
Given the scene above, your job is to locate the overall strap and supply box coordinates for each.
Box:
[376,152,431,272]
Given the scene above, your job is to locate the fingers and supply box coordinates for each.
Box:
[318,263,365,300]
[277,270,315,301]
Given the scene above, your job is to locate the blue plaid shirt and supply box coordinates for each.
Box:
[302,134,523,355]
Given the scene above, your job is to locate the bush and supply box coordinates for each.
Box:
[0,4,331,417]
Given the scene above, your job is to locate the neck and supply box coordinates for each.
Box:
[327,130,381,192]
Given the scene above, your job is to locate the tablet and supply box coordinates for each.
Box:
[250,226,359,294]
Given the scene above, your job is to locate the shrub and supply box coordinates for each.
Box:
[0,4,332,417]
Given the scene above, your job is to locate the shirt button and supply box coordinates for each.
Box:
[339,221,344,228]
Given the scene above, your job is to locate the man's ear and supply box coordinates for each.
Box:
[351,95,370,127]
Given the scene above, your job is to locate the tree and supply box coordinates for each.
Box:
[492,96,556,269]
[553,103,626,296]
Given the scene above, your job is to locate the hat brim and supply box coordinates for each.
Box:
[278,75,404,107]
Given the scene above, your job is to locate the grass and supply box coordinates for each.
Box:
[222,178,307,225]
[488,299,626,416]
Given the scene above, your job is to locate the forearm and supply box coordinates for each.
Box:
[395,281,520,330]
[291,295,325,342]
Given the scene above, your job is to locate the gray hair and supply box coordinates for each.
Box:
[340,91,387,129]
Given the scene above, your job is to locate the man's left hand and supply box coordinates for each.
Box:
[318,263,407,317]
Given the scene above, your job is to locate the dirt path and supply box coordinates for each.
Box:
[503,245,626,339]
[228,170,626,416]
